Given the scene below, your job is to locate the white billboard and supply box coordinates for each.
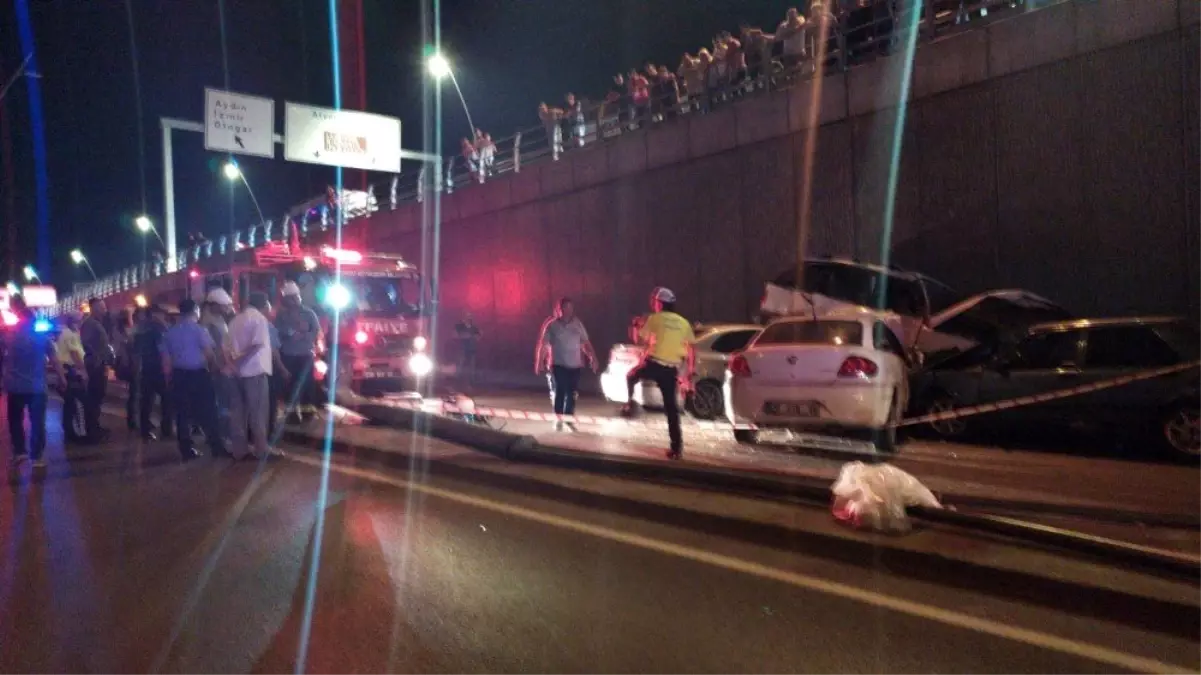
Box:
[22,285,58,308]
[284,103,401,173]
[204,88,275,159]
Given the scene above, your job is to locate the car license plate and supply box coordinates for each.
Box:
[765,401,818,417]
[362,370,396,379]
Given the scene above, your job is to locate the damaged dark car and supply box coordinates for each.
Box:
[909,317,1200,459]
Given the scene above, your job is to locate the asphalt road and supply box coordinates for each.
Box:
[0,404,1196,673]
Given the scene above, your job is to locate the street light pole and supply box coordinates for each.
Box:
[224,162,266,226]
[135,214,166,248]
[427,53,478,138]
[70,250,97,280]
[161,118,180,271]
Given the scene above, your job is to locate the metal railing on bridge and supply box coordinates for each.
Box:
[56,0,1034,315]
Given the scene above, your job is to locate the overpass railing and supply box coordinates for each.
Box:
[57,0,1039,315]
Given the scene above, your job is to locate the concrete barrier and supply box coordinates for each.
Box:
[334,391,536,459]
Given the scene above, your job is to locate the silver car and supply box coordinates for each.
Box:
[600,323,762,420]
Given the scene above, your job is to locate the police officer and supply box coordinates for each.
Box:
[136,305,173,441]
[621,287,696,460]
[160,298,227,461]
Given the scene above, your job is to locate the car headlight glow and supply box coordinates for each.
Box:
[413,336,427,351]
[408,352,433,377]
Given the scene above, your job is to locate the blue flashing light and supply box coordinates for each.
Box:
[33,319,51,333]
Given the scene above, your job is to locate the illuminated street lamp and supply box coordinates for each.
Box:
[135,214,165,247]
[222,161,266,226]
[425,51,478,140]
[426,53,451,79]
[22,265,39,282]
[70,249,97,280]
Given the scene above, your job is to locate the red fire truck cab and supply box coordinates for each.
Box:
[59,239,434,397]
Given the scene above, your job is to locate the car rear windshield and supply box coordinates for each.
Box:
[1154,322,1201,360]
[756,320,864,347]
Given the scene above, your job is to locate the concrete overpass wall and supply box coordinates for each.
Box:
[353,0,1198,385]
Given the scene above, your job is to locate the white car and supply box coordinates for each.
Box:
[724,311,911,450]
[600,323,762,420]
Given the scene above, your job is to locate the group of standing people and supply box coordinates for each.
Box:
[533,287,696,459]
[4,280,325,470]
[459,128,497,182]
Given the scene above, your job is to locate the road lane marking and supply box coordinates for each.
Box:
[284,452,1192,674]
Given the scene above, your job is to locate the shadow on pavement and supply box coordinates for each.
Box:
[249,498,448,674]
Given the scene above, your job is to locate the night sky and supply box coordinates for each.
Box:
[0,0,788,289]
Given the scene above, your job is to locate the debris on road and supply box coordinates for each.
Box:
[831,462,942,534]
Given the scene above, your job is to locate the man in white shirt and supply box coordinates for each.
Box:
[226,291,279,460]
[534,297,597,431]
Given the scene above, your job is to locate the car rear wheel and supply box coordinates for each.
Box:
[1161,402,1200,458]
[686,379,724,421]
[733,429,759,445]
[876,392,901,453]
[925,392,967,439]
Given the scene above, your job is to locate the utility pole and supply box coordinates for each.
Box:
[0,55,26,282]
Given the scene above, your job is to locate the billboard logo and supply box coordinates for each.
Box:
[324,132,368,155]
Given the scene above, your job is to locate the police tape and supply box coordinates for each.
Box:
[892,360,1201,429]
[374,360,1200,432]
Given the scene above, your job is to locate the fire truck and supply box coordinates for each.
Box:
[53,228,434,396]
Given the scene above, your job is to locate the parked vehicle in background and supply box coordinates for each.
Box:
[910,317,1200,458]
[760,258,1069,358]
[760,258,957,347]
[601,323,761,420]
[724,310,911,451]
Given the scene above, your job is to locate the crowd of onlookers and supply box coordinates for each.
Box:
[450,0,1012,184]
[535,4,840,155]
[2,281,328,470]
[460,128,497,182]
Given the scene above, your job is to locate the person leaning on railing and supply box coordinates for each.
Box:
[677,53,703,110]
[777,7,809,70]
[474,129,496,175]
[460,137,480,176]
[537,102,565,157]
[740,24,776,87]
[567,94,588,148]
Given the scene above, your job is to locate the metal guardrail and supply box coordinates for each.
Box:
[57,0,1035,314]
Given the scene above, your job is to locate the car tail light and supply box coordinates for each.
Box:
[729,354,752,377]
[838,356,878,378]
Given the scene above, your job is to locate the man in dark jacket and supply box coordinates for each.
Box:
[79,298,112,442]
[135,305,173,440]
